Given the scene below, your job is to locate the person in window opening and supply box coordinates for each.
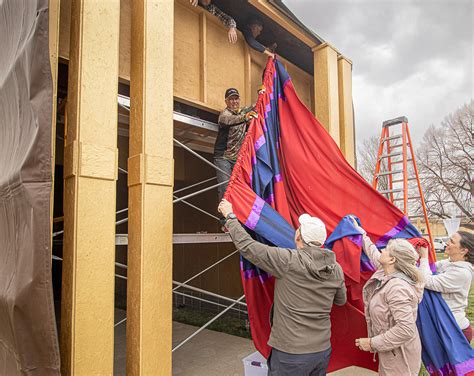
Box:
[243,17,277,58]
[218,200,347,376]
[189,0,237,44]
[214,88,257,225]
[418,231,473,343]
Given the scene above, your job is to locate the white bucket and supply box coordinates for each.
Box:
[242,351,268,376]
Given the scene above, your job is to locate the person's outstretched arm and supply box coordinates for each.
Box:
[352,219,382,269]
[219,200,292,278]
[218,109,245,127]
[242,28,266,53]
[418,247,465,293]
[333,267,347,306]
[361,233,382,269]
[226,218,293,278]
[200,3,237,44]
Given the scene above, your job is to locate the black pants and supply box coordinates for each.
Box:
[268,347,332,376]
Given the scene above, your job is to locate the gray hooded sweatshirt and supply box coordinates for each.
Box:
[226,218,347,354]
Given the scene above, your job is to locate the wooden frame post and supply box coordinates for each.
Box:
[313,43,340,146]
[60,0,120,374]
[127,0,174,374]
[337,56,355,166]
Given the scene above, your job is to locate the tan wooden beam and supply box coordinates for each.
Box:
[244,43,251,105]
[199,11,207,103]
[338,56,355,166]
[313,43,340,146]
[127,0,174,374]
[60,0,120,374]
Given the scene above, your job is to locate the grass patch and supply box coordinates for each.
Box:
[173,305,251,339]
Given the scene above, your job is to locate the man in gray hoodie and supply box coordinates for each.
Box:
[218,199,347,376]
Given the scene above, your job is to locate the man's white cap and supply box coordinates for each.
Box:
[298,214,327,246]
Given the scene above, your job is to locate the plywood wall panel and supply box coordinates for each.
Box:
[59,0,132,80]
[174,2,201,101]
[287,64,313,111]
[205,20,246,110]
[250,50,267,104]
[119,0,131,80]
[59,0,317,117]
[58,0,71,61]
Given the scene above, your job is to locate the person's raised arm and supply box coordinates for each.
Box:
[361,233,382,269]
[351,218,381,269]
[218,109,256,128]
[218,200,292,279]
[418,247,465,293]
[333,267,347,306]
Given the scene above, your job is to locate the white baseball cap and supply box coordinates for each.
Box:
[298,214,327,246]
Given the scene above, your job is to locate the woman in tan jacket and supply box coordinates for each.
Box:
[354,225,424,376]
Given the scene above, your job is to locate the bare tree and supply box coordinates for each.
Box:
[416,101,473,220]
[357,135,389,191]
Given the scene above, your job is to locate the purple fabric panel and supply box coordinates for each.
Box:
[347,235,362,247]
[245,196,265,230]
[243,269,256,280]
[241,267,271,283]
[265,194,274,205]
[254,135,266,152]
[426,358,474,376]
[264,103,271,119]
[375,216,410,247]
[252,156,257,165]
[426,363,451,375]
[455,357,474,375]
[274,174,282,183]
[258,272,271,284]
[360,261,376,273]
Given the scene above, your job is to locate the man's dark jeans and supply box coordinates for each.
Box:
[214,157,235,202]
[268,347,332,376]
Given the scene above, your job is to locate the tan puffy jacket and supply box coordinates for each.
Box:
[362,235,424,376]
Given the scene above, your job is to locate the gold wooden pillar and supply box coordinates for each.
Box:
[60,0,120,374]
[199,11,207,103]
[338,56,355,166]
[127,1,174,374]
[313,43,340,146]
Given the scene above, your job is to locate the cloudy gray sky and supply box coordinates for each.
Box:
[284,0,473,147]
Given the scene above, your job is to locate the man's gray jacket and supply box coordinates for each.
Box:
[227,218,347,354]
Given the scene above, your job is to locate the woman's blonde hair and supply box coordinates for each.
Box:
[386,238,423,284]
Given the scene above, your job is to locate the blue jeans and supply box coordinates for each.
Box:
[268,347,332,376]
[214,157,235,202]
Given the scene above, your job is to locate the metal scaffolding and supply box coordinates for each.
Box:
[53,95,248,356]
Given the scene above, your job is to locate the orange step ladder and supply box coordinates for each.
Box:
[372,116,435,253]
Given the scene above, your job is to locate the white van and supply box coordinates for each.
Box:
[433,238,447,252]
